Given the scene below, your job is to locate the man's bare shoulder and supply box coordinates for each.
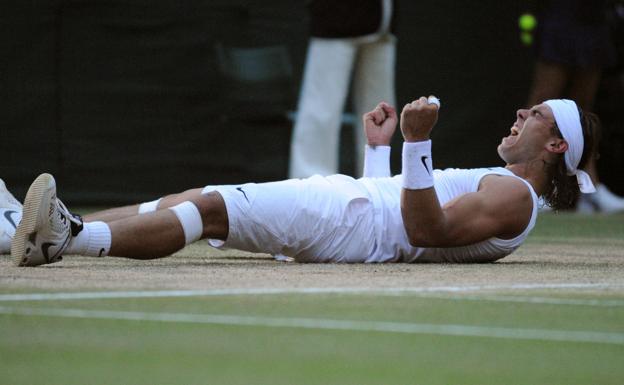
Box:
[479,174,532,196]
[478,174,534,238]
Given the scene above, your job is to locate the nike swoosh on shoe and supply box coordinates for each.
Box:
[3,210,19,229]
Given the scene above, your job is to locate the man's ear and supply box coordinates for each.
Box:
[547,138,568,154]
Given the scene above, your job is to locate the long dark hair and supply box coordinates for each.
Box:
[542,109,602,210]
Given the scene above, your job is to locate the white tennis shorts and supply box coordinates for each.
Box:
[202,175,377,263]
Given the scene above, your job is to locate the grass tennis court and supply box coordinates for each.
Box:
[1,212,623,384]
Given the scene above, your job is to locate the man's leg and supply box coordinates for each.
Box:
[352,34,397,176]
[526,60,570,106]
[12,174,228,266]
[288,38,356,178]
[82,205,143,223]
[102,191,228,259]
[83,188,205,223]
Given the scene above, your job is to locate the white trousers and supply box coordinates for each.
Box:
[289,34,397,178]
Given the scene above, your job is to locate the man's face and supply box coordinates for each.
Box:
[497,104,558,163]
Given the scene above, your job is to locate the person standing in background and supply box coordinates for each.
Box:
[289,0,397,178]
[526,0,624,213]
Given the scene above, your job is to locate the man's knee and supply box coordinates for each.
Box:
[190,191,229,240]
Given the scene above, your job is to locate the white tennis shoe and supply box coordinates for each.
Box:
[0,208,21,254]
[577,184,624,214]
[0,179,23,254]
[0,178,22,211]
[11,173,83,267]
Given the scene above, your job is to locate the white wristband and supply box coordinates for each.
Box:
[363,145,391,178]
[402,140,434,190]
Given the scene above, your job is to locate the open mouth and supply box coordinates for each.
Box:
[502,131,519,145]
[502,136,515,145]
[502,124,520,145]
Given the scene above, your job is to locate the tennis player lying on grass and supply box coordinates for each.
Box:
[4,96,600,266]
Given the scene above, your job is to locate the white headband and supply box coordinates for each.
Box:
[544,99,596,193]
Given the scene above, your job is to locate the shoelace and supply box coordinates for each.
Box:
[56,199,84,236]
[57,210,67,226]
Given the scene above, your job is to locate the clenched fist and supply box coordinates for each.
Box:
[362,102,398,146]
[400,96,440,142]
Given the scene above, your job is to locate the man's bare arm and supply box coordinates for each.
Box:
[399,96,532,247]
[402,176,533,247]
[362,102,396,178]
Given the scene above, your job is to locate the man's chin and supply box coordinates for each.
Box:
[496,146,508,162]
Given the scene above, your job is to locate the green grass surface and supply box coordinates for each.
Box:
[1,293,623,385]
[529,211,624,242]
[1,212,623,384]
[0,294,622,385]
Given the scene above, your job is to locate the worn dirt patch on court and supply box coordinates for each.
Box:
[1,240,623,292]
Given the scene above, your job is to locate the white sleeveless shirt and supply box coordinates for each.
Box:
[358,167,539,263]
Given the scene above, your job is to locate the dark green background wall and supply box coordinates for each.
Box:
[2,0,622,204]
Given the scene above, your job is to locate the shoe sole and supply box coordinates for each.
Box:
[11,173,54,267]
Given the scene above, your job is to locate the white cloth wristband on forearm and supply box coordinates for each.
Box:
[363,145,391,177]
[402,140,434,190]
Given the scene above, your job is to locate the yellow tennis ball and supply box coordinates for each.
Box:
[518,13,537,31]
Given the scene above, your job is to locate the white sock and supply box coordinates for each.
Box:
[66,221,112,257]
[138,198,162,214]
[169,201,203,245]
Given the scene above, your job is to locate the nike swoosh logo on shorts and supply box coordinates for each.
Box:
[3,210,19,229]
[236,187,249,203]
[421,155,431,175]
